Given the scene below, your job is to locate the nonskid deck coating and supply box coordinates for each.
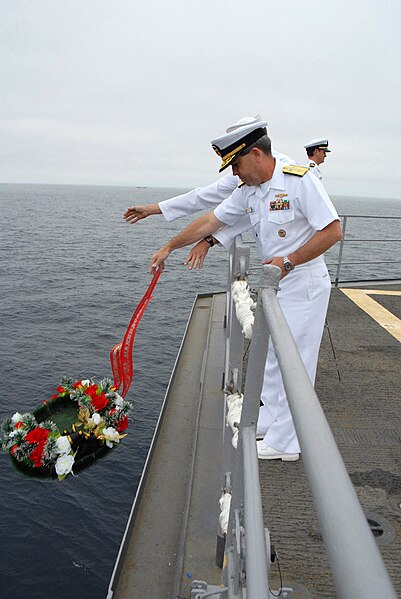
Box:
[261,285,401,597]
[109,294,226,599]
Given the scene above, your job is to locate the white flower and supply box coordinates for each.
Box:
[92,412,102,425]
[55,453,75,476]
[11,412,23,424]
[88,412,102,427]
[55,436,72,455]
[102,427,120,448]
[114,394,124,408]
[81,379,90,387]
[9,431,16,438]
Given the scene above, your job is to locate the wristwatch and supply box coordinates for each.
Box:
[283,256,295,271]
[204,235,215,247]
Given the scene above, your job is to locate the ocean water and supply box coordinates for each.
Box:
[0,183,400,599]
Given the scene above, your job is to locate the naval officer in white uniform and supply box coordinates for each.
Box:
[304,138,331,181]
[124,116,296,267]
[150,121,342,461]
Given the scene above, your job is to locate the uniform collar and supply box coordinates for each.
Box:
[254,159,285,197]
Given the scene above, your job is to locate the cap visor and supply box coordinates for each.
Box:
[218,150,243,172]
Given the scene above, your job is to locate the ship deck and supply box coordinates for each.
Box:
[108,283,401,599]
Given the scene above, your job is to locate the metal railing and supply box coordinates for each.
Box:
[240,214,401,286]
[330,214,401,285]
[194,237,398,598]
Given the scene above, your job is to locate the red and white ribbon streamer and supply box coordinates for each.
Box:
[110,270,161,397]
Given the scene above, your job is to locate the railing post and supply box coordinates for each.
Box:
[240,266,280,429]
[217,236,250,569]
[225,237,250,393]
[242,426,270,599]
[222,266,281,597]
[335,215,347,286]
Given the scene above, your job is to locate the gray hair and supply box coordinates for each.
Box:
[241,134,272,157]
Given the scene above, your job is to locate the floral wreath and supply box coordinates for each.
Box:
[1,272,161,482]
[1,377,132,481]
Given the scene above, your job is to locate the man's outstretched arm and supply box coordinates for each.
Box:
[150,212,224,273]
[123,174,238,224]
[124,203,162,223]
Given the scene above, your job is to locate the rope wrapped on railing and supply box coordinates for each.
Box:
[226,392,243,449]
[219,492,232,535]
[231,280,256,339]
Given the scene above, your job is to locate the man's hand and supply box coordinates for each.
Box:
[150,246,171,274]
[124,203,161,223]
[263,220,343,279]
[183,240,210,270]
[262,257,288,279]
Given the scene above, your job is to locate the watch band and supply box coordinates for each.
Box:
[283,256,295,271]
[204,235,215,247]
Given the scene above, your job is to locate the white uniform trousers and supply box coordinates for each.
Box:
[257,261,331,453]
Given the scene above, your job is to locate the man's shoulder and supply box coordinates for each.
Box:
[272,150,297,165]
[282,165,310,177]
[218,172,240,189]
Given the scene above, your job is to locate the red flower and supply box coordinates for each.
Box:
[14,421,24,429]
[73,380,82,389]
[42,400,47,406]
[85,384,99,399]
[56,385,65,394]
[26,427,50,445]
[50,394,58,400]
[91,392,109,412]
[116,415,129,432]
[25,427,50,468]
[29,444,44,467]
[10,445,18,455]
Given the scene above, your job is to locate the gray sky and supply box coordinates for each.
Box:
[1,0,401,198]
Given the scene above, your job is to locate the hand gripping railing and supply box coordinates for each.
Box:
[253,265,397,598]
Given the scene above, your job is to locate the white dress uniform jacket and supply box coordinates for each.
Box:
[214,161,339,453]
[306,160,323,181]
[159,151,296,248]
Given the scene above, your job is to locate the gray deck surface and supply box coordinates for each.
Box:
[261,284,401,598]
[109,285,401,599]
[110,294,226,599]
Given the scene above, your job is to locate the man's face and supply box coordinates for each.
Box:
[314,149,327,165]
[231,152,262,186]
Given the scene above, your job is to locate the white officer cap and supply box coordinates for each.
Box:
[211,119,268,172]
[304,138,331,152]
[225,114,263,133]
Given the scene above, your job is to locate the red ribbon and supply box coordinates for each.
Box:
[110,270,161,397]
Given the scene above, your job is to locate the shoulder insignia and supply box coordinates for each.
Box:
[282,165,309,177]
[238,181,246,188]
[309,162,315,168]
